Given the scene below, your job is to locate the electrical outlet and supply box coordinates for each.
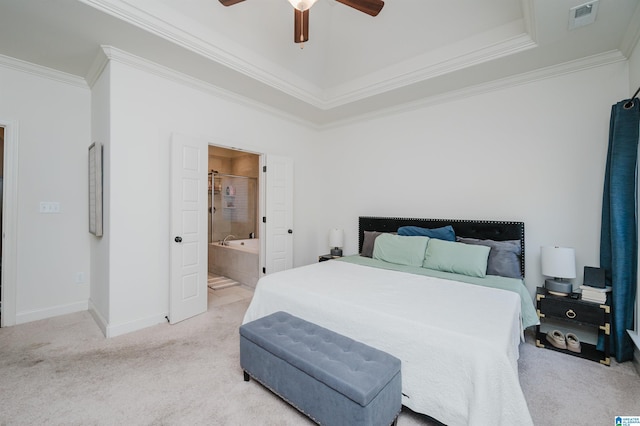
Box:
[75,272,84,284]
[39,201,61,214]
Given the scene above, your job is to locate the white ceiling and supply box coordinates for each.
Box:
[1,0,639,126]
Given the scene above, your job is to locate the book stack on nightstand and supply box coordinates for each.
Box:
[580,285,611,304]
[580,266,609,303]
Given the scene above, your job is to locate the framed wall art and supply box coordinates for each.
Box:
[88,142,103,237]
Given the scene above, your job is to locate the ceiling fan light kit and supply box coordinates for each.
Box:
[287,0,319,11]
[219,0,384,46]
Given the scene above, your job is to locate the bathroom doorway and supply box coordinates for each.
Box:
[207,146,260,299]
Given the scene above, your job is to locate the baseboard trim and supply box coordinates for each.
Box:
[104,313,168,338]
[15,300,89,325]
[88,299,108,337]
[87,299,167,338]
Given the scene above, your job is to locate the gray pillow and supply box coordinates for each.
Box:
[361,231,383,257]
[456,237,522,278]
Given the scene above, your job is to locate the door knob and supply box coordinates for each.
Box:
[175,236,183,243]
[288,229,293,234]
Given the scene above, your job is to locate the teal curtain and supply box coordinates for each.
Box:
[600,98,639,362]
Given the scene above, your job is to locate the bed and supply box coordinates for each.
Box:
[243,217,537,426]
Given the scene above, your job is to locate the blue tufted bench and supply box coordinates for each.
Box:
[239,311,401,426]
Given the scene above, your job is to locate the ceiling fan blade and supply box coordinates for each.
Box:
[294,9,309,43]
[335,0,384,16]
[219,0,245,6]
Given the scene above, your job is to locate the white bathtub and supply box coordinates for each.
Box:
[225,238,260,253]
[208,239,260,288]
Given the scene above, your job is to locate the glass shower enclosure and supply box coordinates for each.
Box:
[208,171,258,243]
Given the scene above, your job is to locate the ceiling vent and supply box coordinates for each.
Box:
[569,1,599,30]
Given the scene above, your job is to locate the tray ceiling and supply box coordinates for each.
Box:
[0,0,638,125]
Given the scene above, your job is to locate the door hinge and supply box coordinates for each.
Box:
[263,165,267,172]
[263,216,266,223]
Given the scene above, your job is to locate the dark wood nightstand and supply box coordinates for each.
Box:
[318,254,340,262]
[535,287,610,365]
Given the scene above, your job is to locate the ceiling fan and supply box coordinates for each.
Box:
[218,0,384,45]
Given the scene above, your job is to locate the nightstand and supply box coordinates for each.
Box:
[535,287,610,365]
[318,254,340,262]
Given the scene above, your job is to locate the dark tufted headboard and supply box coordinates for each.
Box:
[358,216,525,276]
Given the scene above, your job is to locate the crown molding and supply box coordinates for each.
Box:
[93,46,626,130]
[324,32,536,109]
[0,54,88,89]
[323,50,627,130]
[79,1,536,111]
[96,46,317,129]
[79,0,324,107]
[85,48,109,88]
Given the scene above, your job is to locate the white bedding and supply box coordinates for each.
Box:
[243,260,533,426]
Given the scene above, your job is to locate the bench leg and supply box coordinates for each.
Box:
[243,371,250,382]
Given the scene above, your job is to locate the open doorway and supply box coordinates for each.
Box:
[206,145,259,309]
[168,134,293,323]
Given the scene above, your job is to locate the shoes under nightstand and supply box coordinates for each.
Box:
[535,287,610,365]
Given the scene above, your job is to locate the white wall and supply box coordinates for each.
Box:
[95,52,323,335]
[0,63,91,323]
[0,50,634,336]
[316,61,629,299]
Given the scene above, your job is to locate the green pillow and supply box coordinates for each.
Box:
[372,234,430,267]
[423,239,491,277]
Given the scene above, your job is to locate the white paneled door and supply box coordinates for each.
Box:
[264,155,293,274]
[169,133,208,324]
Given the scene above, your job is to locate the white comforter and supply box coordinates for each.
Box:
[243,260,533,426]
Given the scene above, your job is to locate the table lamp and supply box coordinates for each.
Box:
[329,228,343,257]
[541,246,576,296]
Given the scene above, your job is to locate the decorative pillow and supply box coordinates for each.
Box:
[372,234,430,267]
[361,231,383,258]
[423,239,490,278]
[397,225,455,241]
[456,237,522,278]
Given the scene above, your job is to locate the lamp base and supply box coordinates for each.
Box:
[544,279,573,296]
[330,248,342,257]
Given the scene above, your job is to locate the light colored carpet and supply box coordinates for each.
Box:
[518,330,640,426]
[0,287,638,425]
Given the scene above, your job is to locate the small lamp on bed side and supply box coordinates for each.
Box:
[541,246,576,296]
[329,228,344,257]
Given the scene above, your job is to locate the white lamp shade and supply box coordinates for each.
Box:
[329,228,344,248]
[541,246,576,279]
[287,0,318,11]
